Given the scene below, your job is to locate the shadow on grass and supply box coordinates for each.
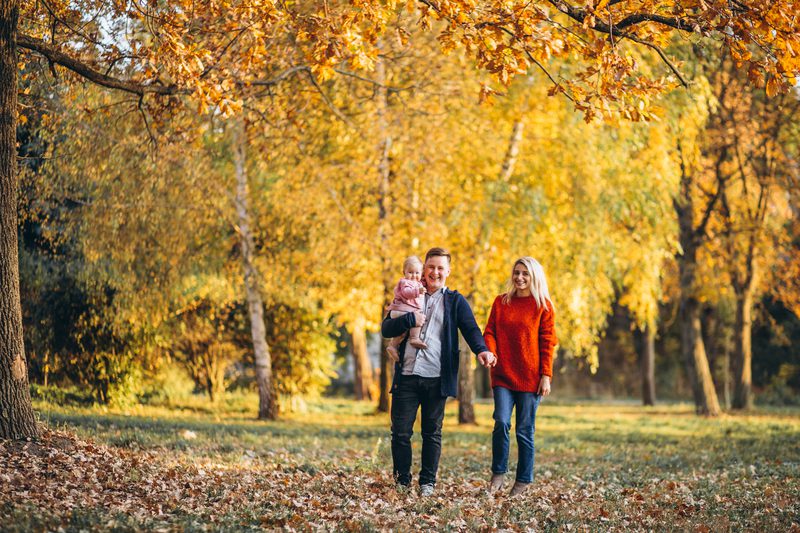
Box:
[39,410,386,441]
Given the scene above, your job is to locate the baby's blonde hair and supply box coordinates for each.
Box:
[402,256,423,273]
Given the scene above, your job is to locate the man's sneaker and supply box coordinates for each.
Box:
[419,483,435,497]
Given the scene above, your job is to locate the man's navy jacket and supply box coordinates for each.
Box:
[381,288,489,398]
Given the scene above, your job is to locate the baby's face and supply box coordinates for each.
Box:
[404,266,422,282]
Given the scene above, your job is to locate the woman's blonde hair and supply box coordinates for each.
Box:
[502,256,553,309]
[402,255,423,273]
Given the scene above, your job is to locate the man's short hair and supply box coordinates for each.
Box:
[425,247,451,265]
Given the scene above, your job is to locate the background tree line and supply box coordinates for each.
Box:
[18,34,800,415]
[2,0,799,438]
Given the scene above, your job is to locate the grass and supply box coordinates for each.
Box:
[2,394,799,531]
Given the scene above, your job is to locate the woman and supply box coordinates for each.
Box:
[483,257,557,497]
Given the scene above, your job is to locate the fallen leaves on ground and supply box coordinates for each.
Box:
[2,426,799,531]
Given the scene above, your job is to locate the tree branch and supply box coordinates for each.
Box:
[333,68,415,93]
[619,32,690,88]
[546,0,689,33]
[247,65,312,86]
[304,70,357,130]
[18,34,183,96]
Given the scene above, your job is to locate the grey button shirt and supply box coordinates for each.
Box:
[401,288,445,377]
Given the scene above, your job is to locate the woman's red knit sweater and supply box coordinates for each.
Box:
[483,294,557,393]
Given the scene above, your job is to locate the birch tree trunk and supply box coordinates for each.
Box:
[0,0,39,440]
[232,119,277,420]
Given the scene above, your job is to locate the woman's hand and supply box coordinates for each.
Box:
[538,375,551,396]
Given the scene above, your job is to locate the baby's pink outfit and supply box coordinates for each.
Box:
[386,278,427,351]
[387,278,425,313]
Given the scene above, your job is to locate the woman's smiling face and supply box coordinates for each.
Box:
[513,263,531,295]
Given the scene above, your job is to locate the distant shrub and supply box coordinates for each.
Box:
[170,298,246,402]
[756,364,800,406]
[262,302,337,403]
[85,351,144,408]
[138,365,197,406]
[29,383,94,406]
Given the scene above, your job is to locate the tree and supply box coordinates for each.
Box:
[701,53,800,409]
[1,0,38,439]
[674,145,724,415]
[656,44,799,414]
[639,324,657,406]
[232,119,279,418]
[615,123,681,407]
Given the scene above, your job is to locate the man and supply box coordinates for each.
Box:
[381,247,496,496]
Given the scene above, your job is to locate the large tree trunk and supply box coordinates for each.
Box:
[0,0,39,440]
[457,335,476,424]
[729,229,758,410]
[732,287,754,409]
[232,119,277,420]
[375,48,393,414]
[679,295,722,416]
[349,317,374,401]
[700,305,728,404]
[640,323,656,406]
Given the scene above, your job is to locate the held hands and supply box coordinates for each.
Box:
[477,351,496,368]
[538,375,551,396]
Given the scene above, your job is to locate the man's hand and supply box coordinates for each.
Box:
[412,311,426,328]
[477,351,496,368]
[538,375,551,396]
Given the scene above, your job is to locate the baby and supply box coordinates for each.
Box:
[386,256,427,362]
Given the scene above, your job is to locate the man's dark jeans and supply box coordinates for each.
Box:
[391,375,446,487]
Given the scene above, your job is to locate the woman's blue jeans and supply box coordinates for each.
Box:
[491,386,542,483]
